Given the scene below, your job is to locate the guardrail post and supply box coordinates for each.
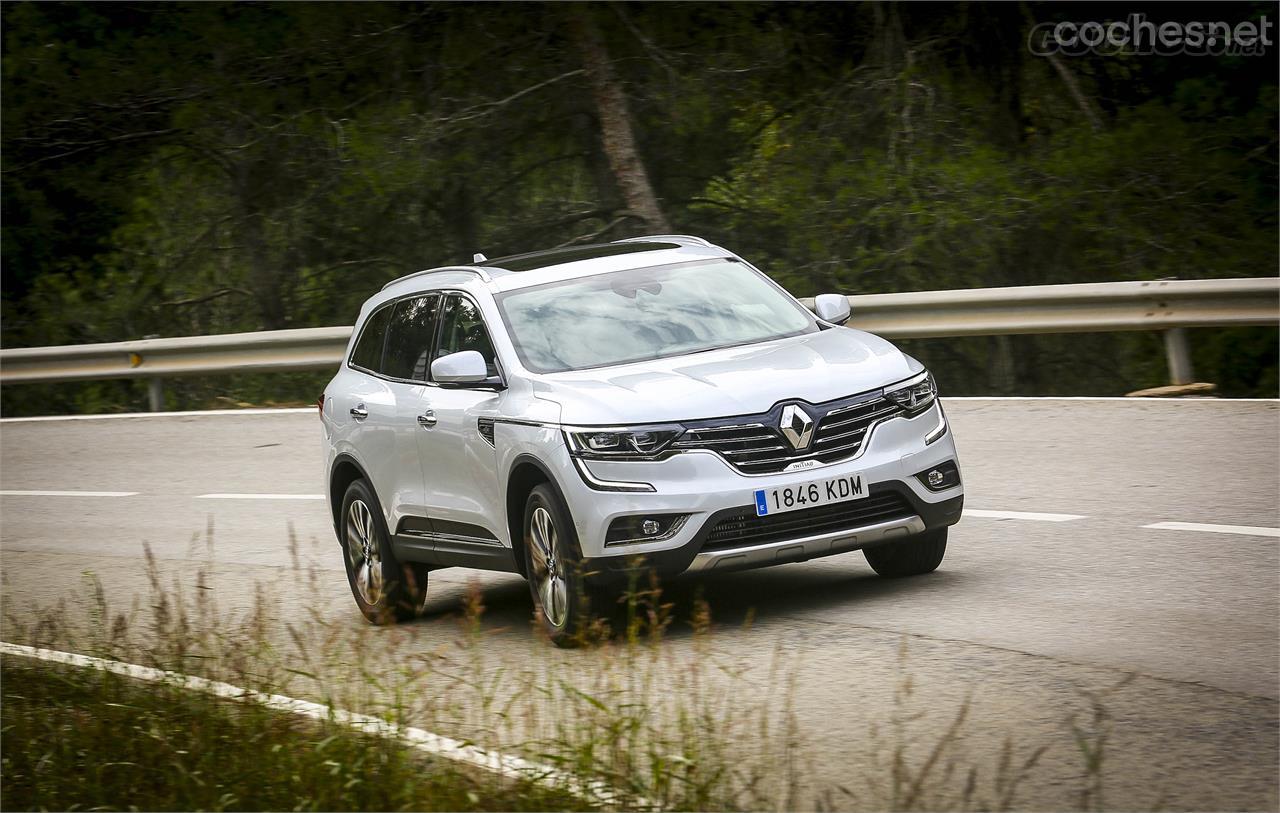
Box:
[1163,328,1194,385]
[148,378,163,412]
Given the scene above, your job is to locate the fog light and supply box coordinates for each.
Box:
[914,460,960,492]
[605,514,690,546]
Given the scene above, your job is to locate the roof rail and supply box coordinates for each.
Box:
[380,266,493,291]
[613,234,714,247]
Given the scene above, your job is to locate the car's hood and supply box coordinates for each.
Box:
[531,327,919,425]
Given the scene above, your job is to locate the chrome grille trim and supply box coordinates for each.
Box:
[722,445,789,455]
[673,391,907,474]
[693,423,767,433]
[820,404,901,432]
[824,396,888,417]
[710,435,867,467]
[813,424,871,446]
[674,434,777,448]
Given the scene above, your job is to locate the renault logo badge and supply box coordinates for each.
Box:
[779,404,815,450]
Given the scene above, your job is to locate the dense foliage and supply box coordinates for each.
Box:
[3,2,1276,413]
[0,660,578,811]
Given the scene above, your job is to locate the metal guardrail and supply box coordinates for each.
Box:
[2,278,1276,410]
[798,277,1279,338]
[0,326,353,384]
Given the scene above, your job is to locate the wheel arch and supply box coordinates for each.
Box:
[505,454,573,579]
[329,453,378,540]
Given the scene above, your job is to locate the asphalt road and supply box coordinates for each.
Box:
[1,399,1277,810]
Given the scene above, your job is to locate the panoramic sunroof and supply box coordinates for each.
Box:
[480,241,679,272]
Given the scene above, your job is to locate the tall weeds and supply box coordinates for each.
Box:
[1,528,1118,811]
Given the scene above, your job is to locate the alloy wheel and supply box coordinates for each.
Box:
[346,498,384,605]
[528,505,568,628]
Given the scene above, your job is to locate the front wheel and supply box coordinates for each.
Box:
[863,528,948,578]
[523,483,607,647]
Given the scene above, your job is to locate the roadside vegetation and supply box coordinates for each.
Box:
[0,658,580,812]
[0,533,1130,811]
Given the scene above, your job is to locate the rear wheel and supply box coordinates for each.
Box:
[523,484,608,647]
[863,528,947,577]
[341,479,430,624]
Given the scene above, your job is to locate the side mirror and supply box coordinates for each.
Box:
[814,293,851,326]
[431,350,488,384]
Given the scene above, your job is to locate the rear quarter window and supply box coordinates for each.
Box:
[350,305,392,371]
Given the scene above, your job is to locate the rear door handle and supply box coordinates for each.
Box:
[417,410,437,427]
[350,404,368,420]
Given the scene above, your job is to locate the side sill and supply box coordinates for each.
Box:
[392,534,519,573]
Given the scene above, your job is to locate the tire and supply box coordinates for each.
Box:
[522,483,609,647]
[863,528,948,578]
[340,479,430,624]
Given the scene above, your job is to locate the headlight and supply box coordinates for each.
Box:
[564,425,683,459]
[885,371,937,416]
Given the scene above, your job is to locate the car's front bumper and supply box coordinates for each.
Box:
[552,401,963,578]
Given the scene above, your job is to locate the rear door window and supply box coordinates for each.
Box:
[382,294,443,381]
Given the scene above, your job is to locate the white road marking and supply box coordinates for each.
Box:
[196,493,325,500]
[0,641,641,808]
[0,489,138,497]
[5,487,1273,542]
[1142,521,1280,539]
[963,509,1086,522]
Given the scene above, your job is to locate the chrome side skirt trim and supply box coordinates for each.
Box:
[686,515,926,573]
[398,529,504,547]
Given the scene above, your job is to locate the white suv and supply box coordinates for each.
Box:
[321,236,963,645]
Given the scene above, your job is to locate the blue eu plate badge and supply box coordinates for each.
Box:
[754,490,770,516]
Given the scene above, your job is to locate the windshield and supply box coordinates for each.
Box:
[495,259,818,373]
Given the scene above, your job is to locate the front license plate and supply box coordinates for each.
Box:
[754,473,866,516]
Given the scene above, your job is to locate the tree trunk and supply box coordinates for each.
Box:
[1019,3,1102,132]
[233,158,287,331]
[565,7,670,233]
[442,179,479,261]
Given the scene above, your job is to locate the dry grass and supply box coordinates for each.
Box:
[0,527,1114,811]
[0,657,580,812]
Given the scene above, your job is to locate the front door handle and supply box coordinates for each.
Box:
[350,404,368,420]
[417,410,437,427]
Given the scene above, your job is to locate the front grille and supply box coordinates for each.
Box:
[702,490,914,551]
[811,398,901,460]
[672,422,784,473]
[673,394,903,475]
